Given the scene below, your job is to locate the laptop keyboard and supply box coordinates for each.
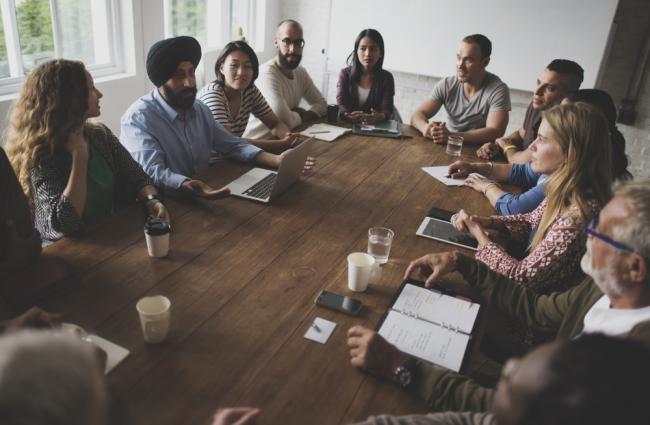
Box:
[242,173,277,199]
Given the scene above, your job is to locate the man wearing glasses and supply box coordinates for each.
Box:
[244,19,327,139]
[347,180,650,413]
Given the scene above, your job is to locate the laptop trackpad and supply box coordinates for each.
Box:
[228,168,274,193]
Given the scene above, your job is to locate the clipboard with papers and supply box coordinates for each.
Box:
[376,280,480,372]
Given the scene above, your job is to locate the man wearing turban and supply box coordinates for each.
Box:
[120,36,291,198]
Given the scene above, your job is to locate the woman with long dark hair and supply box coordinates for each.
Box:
[199,40,301,153]
[336,29,395,124]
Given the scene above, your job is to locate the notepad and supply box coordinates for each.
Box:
[377,282,479,372]
[300,123,351,142]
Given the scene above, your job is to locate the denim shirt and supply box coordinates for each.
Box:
[495,163,546,216]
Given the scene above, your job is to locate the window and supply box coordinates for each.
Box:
[0,0,121,93]
[164,0,264,51]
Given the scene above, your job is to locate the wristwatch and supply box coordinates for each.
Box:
[394,357,419,388]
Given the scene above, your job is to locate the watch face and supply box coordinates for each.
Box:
[396,366,412,387]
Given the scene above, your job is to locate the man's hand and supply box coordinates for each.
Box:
[431,122,449,144]
[1,307,62,334]
[476,142,500,160]
[211,407,260,425]
[403,252,459,287]
[447,161,475,179]
[181,179,231,199]
[347,326,408,380]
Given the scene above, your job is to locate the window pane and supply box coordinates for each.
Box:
[0,7,10,78]
[15,0,54,72]
[55,0,112,66]
[169,0,208,45]
[231,0,249,42]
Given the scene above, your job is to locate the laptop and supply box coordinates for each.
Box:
[226,138,315,203]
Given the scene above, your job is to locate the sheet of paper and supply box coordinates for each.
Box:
[378,310,469,372]
[421,167,489,187]
[300,123,351,142]
[392,284,479,334]
[421,166,466,186]
[304,317,337,344]
[89,334,130,374]
[61,323,130,374]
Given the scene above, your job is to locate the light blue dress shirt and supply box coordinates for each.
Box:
[120,89,262,191]
[495,163,546,216]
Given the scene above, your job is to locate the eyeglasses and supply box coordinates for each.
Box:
[280,38,305,48]
[584,211,635,252]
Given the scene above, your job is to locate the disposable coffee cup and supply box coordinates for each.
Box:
[347,252,382,292]
[136,295,171,344]
[327,104,339,123]
[144,219,170,258]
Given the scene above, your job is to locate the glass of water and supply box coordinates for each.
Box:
[445,135,464,156]
[367,227,395,264]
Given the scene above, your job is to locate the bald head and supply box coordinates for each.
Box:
[276,19,302,37]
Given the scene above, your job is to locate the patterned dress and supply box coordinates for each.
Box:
[475,198,593,294]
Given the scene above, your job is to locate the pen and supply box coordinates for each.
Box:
[311,322,321,332]
[309,131,330,134]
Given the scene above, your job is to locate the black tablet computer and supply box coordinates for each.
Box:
[416,216,479,251]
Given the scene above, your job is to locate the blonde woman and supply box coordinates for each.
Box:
[449,103,612,293]
[6,59,169,243]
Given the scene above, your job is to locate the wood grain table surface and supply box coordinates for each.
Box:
[13,126,499,425]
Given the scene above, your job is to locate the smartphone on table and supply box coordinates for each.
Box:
[315,290,363,316]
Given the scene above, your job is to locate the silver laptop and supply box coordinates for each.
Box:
[227,138,315,203]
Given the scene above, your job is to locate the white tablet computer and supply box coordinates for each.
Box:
[416,217,479,251]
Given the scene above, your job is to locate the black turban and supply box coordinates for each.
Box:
[146,36,202,87]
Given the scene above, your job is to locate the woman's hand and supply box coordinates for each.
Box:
[146,200,170,225]
[360,109,386,125]
[453,210,493,247]
[447,161,475,179]
[345,111,366,123]
[281,133,304,150]
[65,127,88,156]
[464,174,492,194]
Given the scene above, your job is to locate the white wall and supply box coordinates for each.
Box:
[279,0,650,178]
[0,0,281,142]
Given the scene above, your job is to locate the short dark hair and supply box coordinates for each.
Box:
[462,34,492,58]
[347,29,385,83]
[547,59,584,91]
[520,334,650,425]
[214,40,259,87]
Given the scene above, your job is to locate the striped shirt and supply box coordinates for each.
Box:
[198,81,272,137]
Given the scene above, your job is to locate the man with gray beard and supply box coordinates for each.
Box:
[346,180,650,413]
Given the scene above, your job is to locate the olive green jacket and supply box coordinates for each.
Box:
[409,254,650,412]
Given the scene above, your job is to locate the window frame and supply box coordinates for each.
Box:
[0,0,125,96]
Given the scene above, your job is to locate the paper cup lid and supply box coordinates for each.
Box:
[144,219,170,235]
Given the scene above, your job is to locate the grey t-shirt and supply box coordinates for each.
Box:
[430,72,511,132]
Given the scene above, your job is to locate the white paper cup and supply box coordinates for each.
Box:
[136,295,171,343]
[144,220,171,258]
[347,252,382,292]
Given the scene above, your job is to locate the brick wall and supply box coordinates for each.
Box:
[279,0,650,177]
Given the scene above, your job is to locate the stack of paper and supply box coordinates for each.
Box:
[300,123,351,142]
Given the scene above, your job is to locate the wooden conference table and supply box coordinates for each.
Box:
[13,126,497,425]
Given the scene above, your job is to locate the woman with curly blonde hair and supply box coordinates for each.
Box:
[450,102,612,294]
[6,59,169,243]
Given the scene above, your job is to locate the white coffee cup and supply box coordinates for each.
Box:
[136,295,171,343]
[347,252,382,292]
[144,219,171,258]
